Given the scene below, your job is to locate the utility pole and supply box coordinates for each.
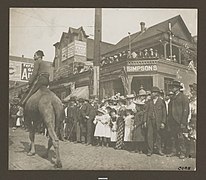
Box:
[168,22,173,61]
[128,32,131,58]
[93,8,102,99]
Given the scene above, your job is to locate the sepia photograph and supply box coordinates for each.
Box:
[9,8,197,171]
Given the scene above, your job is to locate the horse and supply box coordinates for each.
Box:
[24,86,64,168]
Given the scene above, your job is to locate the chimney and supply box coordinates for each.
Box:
[140,22,146,33]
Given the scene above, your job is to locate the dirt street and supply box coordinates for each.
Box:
[9,128,196,170]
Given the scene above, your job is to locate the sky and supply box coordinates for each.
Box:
[9,8,198,62]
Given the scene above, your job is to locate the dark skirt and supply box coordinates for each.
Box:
[115,117,125,149]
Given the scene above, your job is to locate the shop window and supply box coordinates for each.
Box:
[164,77,174,94]
[131,76,153,94]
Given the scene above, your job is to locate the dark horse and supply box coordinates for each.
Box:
[24,86,64,168]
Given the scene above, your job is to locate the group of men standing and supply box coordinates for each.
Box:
[144,81,195,159]
[63,97,97,146]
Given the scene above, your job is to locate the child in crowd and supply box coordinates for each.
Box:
[124,109,134,151]
[103,107,112,147]
[109,109,118,148]
[93,109,107,146]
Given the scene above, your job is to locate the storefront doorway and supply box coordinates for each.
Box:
[131,76,153,94]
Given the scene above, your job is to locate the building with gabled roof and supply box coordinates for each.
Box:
[50,26,114,100]
[99,15,197,98]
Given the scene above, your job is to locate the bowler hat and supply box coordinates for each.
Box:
[172,81,183,88]
[151,86,160,93]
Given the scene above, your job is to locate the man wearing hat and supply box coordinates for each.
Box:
[19,50,50,106]
[167,81,189,159]
[144,86,167,156]
[79,98,96,145]
[65,96,77,141]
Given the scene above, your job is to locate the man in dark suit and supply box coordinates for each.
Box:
[167,81,189,159]
[79,98,96,146]
[144,86,167,156]
[65,97,77,141]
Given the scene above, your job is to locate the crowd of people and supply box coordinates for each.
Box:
[61,80,196,159]
[9,77,196,160]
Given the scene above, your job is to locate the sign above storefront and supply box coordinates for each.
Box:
[61,40,86,61]
[9,60,34,82]
[127,65,157,72]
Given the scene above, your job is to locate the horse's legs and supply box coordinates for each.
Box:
[27,124,35,156]
[47,124,62,168]
[42,137,52,159]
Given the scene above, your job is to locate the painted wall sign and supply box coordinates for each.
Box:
[127,65,157,72]
[9,60,34,82]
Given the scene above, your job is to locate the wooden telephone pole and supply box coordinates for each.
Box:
[93,8,102,99]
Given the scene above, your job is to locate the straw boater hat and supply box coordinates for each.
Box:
[126,94,135,99]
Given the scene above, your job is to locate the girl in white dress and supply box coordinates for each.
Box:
[124,109,134,151]
[103,107,112,147]
[93,109,106,146]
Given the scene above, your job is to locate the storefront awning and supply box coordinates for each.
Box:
[63,86,89,102]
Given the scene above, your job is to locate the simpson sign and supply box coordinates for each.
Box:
[9,60,34,82]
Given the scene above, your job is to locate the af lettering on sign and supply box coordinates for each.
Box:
[21,63,34,81]
[127,65,157,72]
